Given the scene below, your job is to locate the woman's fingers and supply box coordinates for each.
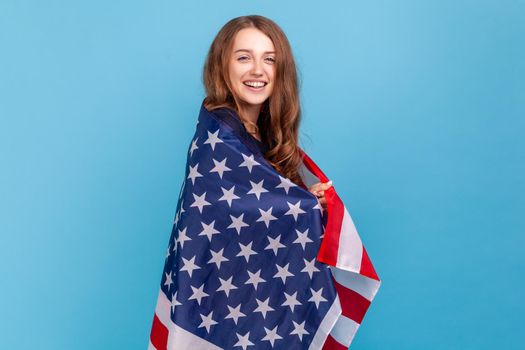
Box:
[307,183,329,211]
[308,181,332,212]
[321,180,333,190]
[308,182,322,194]
[309,180,333,196]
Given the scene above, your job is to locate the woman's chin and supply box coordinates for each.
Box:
[239,96,268,107]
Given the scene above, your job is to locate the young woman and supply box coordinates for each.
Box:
[201,15,333,206]
[149,15,380,350]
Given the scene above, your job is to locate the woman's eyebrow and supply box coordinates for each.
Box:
[234,49,276,54]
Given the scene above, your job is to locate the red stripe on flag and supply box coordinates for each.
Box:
[360,246,380,281]
[318,188,345,266]
[300,150,344,267]
[322,334,348,350]
[150,313,168,350]
[333,278,371,324]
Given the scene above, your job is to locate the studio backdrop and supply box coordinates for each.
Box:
[1,1,523,349]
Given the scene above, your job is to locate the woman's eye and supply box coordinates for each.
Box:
[238,56,249,61]
[266,57,276,63]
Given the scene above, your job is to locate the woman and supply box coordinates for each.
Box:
[149,15,380,350]
[202,15,333,204]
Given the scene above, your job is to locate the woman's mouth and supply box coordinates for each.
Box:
[243,81,267,92]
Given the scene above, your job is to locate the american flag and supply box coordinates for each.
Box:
[149,102,381,349]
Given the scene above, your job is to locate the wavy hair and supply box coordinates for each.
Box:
[202,15,303,186]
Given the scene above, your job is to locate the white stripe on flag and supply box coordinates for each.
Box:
[155,290,172,327]
[148,340,157,350]
[309,296,342,350]
[330,314,360,347]
[337,206,363,272]
[168,322,222,350]
[330,266,381,301]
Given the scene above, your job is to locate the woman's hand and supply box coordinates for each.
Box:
[308,180,333,211]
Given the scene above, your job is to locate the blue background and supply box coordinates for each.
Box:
[1,0,523,349]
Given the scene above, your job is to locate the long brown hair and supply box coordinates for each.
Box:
[202,15,303,186]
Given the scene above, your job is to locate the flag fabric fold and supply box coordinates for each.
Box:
[149,101,381,349]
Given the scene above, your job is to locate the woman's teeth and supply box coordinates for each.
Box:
[244,81,266,88]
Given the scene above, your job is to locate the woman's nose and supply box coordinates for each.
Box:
[250,58,264,75]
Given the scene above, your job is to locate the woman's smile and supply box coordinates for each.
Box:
[229,27,276,118]
[243,80,268,91]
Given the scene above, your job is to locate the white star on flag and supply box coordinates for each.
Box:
[225,303,246,325]
[171,236,177,253]
[187,164,203,185]
[190,192,210,213]
[203,129,223,150]
[247,180,268,200]
[238,153,260,173]
[208,247,229,269]
[293,228,313,250]
[219,185,240,207]
[180,256,201,277]
[210,157,231,178]
[228,213,249,234]
[244,269,266,290]
[170,291,182,311]
[285,200,306,221]
[174,210,180,226]
[265,234,286,255]
[164,271,173,290]
[253,297,275,319]
[301,257,320,279]
[217,276,238,297]
[189,137,198,156]
[178,200,186,219]
[309,287,328,308]
[236,241,257,263]
[290,320,309,341]
[233,332,254,350]
[188,283,209,305]
[256,207,277,227]
[276,175,296,194]
[273,262,294,283]
[198,220,220,242]
[261,326,283,347]
[176,227,191,248]
[174,205,185,226]
[282,291,301,312]
[198,311,218,333]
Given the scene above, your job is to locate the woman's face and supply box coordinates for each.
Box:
[228,27,276,109]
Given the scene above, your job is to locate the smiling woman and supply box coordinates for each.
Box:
[148,14,381,350]
[228,27,276,136]
[202,16,305,187]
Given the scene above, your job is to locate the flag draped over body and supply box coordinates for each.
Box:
[149,101,381,350]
